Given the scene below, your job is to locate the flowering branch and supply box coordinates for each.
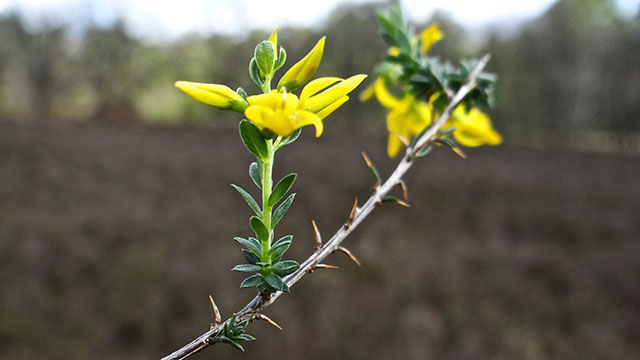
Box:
[161,54,491,360]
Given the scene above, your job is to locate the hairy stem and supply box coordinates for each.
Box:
[261,140,275,257]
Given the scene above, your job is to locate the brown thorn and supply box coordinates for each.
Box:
[396,199,411,208]
[451,146,467,159]
[348,196,358,225]
[336,246,361,266]
[311,220,322,250]
[255,314,283,331]
[399,180,409,202]
[361,151,373,169]
[313,264,340,271]
[209,295,221,325]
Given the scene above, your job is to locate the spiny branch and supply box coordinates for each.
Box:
[161,54,491,360]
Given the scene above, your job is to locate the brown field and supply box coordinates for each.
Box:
[1,122,639,359]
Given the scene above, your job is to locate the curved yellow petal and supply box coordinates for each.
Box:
[277,36,325,91]
[417,24,443,54]
[292,110,324,137]
[244,105,271,128]
[305,74,367,113]
[300,77,342,105]
[374,78,402,109]
[359,81,376,101]
[387,133,404,158]
[316,95,349,120]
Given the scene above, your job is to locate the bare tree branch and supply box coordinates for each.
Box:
[161,54,491,360]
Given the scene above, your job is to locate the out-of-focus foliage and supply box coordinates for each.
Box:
[0,0,639,140]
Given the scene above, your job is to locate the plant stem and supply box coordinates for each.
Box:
[260,140,275,259]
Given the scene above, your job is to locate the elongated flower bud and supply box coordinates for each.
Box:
[277,37,325,92]
[175,81,248,113]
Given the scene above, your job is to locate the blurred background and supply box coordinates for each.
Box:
[1,0,639,359]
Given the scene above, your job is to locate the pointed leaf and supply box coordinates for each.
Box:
[268,237,292,263]
[271,193,295,228]
[242,249,260,265]
[274,47,287,71]
[249,162,262,189]
[232,264,263,273]
[272,260,299,277]
[268,173,297,207]
[255,41,275,77]
[276,128,301,149]
[249,58,263,88]
[231,184,262,216]
[264,274,289,292]
[239,120,268,159]
[236,334,256,342]
[234,237,263,258]
[227,339,245,352]
[240,274,264,288]
[250,216,270,242]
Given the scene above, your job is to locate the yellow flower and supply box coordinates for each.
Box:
[245,74,367,137]
[175,81,248,113]
[388,23,443,56]
[268,27,278,58]
[277,37,325,92]
[374,78,431,157]
[445,105,502,147]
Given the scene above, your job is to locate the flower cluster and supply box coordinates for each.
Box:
[363,22,501,157]
[176,28,366,138]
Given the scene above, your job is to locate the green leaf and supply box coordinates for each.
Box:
[235,334,256,342]
[255,41,275,78]
[226,338,245,352]
[264,274,289,292]
[276,128,301,149]
[234,237,262,258]
[272,260,299,277]
[416,144,434,158]
[272,235,293,247]
[240,274,264,288]
[232,264,263,273]
[250,216,270,242]
[271,193,295,228]
[274,47,287,71]
[268,173,297,207]
[239,120,268,159]
[249,162,262,189]
[242,249,260,265]
[231,184,262,216]
[268,237,292,263]
[436,137,457,148]
[249,58,263,88]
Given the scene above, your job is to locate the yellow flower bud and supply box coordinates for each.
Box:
[175,81,248,113]
[277,37,325,92]
[268,27,278,59]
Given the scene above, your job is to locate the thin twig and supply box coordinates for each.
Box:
[161,54,490,360]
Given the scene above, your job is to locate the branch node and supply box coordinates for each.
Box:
[254,314,283,331]
[311,220,322,250]
[209,295,222,325]
[335,246,361,266]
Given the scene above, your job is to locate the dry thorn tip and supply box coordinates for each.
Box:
[209,295,221,325]
[313,264,340,271]
[311,220,322,250]
[452,146,467,159]
[336,246,361,266]
[348,196,358,224]
[399,180,409,202]
[255,314,283,331]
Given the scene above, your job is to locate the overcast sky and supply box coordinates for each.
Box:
[1,0,639,41]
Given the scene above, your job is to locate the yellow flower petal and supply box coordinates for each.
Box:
[304,74,367,113]
[268,27,278,58]
[417,24,443,54]
[300,77,342,105]
[277,37,325,92]
[387,133,404,158]
[175,81,247,112]
[315,95,349,120]
[292,110,324,137]
[374,78,402,109]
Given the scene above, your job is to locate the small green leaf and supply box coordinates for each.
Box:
[435,137,457,148]
[239,120,268,159]
[272,235,292,247]
[236,334,256,342]
[274,47,287,71]
[250,216,270,242]
[255,41,275,78]
[242,249,260,265]
[271,193,295,228]
[268,237,292,263]
[231,184,262,216]
[234,237,263,258]
[249,58,263,88]
[236,87,248,100]
[438,127,456,136]
[268,173,297,207]
[272,260,299,277]
[276,128,301,149]
[416,144,434,158]
[249,162,262,189]
[240,274,264,288]
[232,264,263,273]
[227,339,245,352]
[264,274,289,292]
